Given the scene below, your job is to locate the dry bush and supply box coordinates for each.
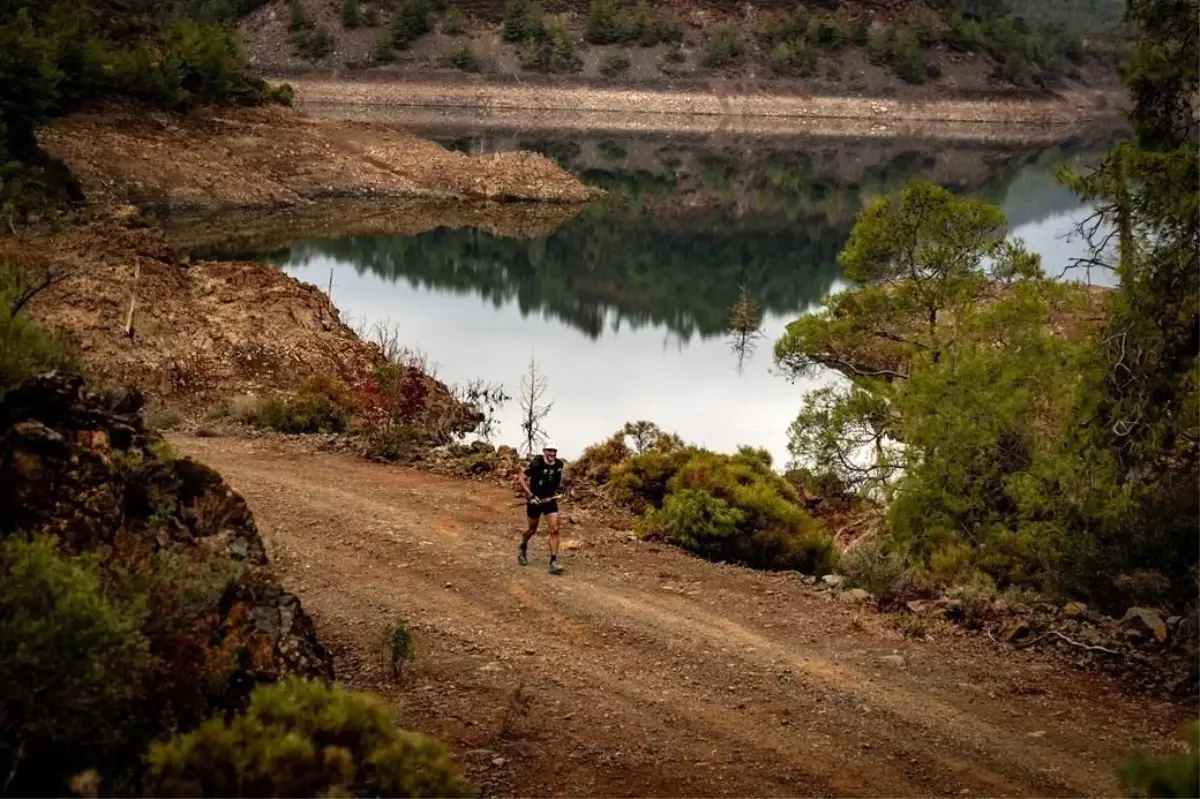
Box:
[574,421,683,485]
[142,403,183,432]
[207,393,264,423]
[355,318,438,375]
[839,538,906,598]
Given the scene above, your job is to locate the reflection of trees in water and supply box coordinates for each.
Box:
[288,203,846,341]
[285,131,1124,341]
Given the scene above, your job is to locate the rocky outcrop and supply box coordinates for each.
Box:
[0,373,333,691]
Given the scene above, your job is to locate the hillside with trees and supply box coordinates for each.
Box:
[234,0,1129,97]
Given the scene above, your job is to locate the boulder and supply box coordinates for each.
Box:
[1001,619,1034,644]
[821,574,846,588]
[841,588,872,603]
[1121,607,1168,643]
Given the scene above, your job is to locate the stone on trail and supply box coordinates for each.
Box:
[1001,619,1034,644]
[1061,601,1089,620]
[821,574,845,588]
[1120,607,1168,642]
[879,654,906,668]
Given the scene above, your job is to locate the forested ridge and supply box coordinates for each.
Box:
[0,0,290,223]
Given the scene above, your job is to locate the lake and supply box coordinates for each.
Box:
[270,124,1122,465]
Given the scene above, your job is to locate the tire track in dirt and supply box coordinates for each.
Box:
[174,435,1191,798]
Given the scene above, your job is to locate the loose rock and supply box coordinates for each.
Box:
[1001,619,1034,644]
[1061,601,1089,620]
[1121,607,1168,643]
[841,588,872,603]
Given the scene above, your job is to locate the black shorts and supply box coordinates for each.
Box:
[526,499,559,519]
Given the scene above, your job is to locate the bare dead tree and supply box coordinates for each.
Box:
[454,378,511,444]
[519,354,553,457]
[6,257,77,318]
[353,318,439,376]
[124,261,140,340]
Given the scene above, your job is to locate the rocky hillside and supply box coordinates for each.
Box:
[0,373,333,683]
[237,0,1125,99]
[0,372,334,793]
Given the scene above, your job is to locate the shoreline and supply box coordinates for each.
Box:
[275,76,1126,143]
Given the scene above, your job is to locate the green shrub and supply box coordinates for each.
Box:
[441,41,477,69]
[390,0,431,48]
[1003,51,1031,85]
[378,618,414,678]
[810,17,843,49]
[610,447,692,512]
[503,0,542,42]
[517,14,577,71]
[363,3,380,25]
[518,34,542,68]
[632,447,836,572]
[912,12,938,47]
[1118,720,1200,799]
[545,15,578,70]
[442,5,465,34]
[0,305,74,396]
[642,488,744,553]
[586,0,622,44]
[289,0,311,32]
[704,23,743,67]
[373,28,395,60]
[889,28,926,83]
[651,7,684,45]
[294,23,334,60]
[599,52,631,78]
[866,25,891,64]
[251,376,354,434]
[771,40,817,76]
[757,8,807,44]
[0,536,148,796]
[144,678,474,798]
[267,81,294,104]
[945,13,982,52]
[255,395,347,434]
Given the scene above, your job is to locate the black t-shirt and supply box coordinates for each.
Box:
[525,454,565,499]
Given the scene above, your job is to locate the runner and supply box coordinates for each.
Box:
[517,440,566,574]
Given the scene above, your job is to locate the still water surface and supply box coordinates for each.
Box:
[273,127,1120,464]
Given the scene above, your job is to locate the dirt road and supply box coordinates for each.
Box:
[175,435,1190,798]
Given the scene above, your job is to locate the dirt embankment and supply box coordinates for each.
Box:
[36,104,598,213]
[7,218,382,409]
[15,102,595,407]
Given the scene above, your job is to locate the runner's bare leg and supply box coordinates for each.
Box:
[546,512,560,559]
[522,515,539,548]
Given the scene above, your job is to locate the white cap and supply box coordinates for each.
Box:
[542,439,558,451]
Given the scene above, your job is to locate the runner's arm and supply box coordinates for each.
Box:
[519,472,535,502]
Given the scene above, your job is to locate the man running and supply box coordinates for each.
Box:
[518,440,566,575]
